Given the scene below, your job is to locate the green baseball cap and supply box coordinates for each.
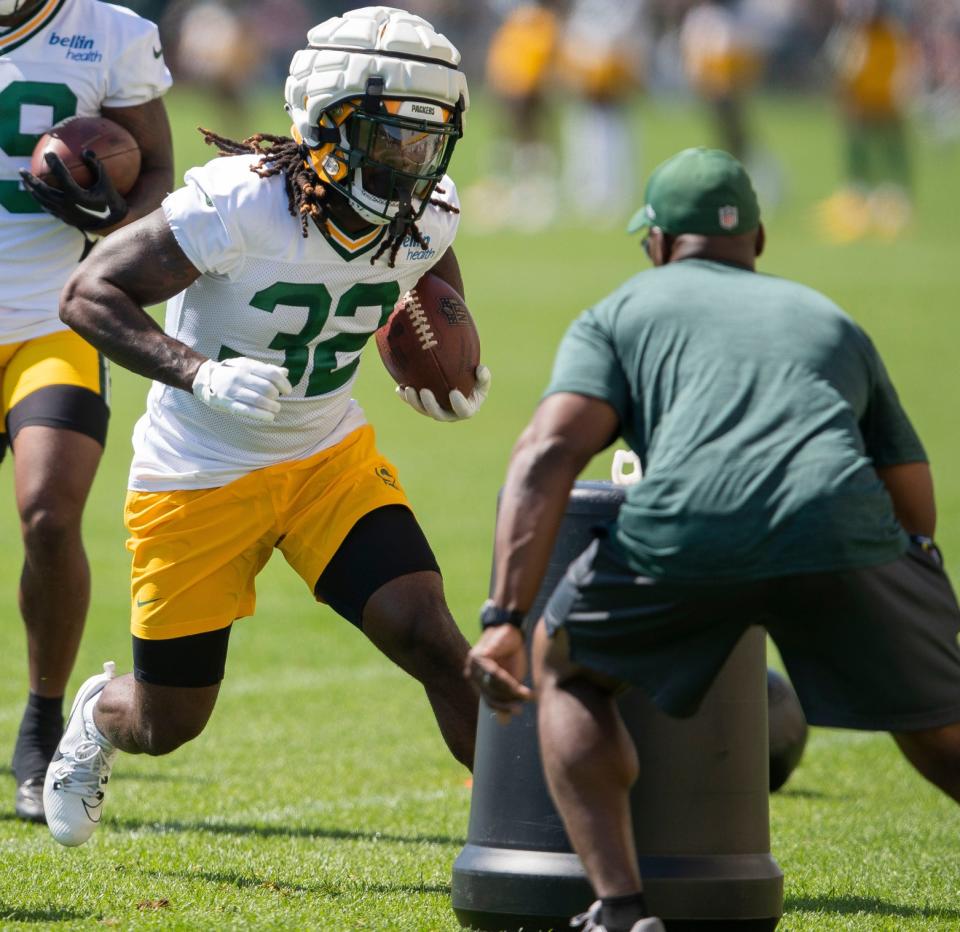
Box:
[627,147,760,237]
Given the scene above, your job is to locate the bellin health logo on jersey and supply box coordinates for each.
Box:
[403,232,436,262]
[48,32,102,63]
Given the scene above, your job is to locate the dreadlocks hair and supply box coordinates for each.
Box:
[198,127,459,268]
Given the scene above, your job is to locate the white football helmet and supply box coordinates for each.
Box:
[285,6,469,226]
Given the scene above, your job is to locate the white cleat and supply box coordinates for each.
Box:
[44,661,118,846]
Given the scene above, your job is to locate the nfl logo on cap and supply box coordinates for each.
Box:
[626,149,761,238]
[718,205,739,230]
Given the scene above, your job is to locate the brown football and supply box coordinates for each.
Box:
[376,274,481,411]
[30,115,141,195]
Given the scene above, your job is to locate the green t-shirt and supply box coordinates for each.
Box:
[546,259,926,581]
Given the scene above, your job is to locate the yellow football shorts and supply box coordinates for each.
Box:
[125,425,412,641]
[0,328,109,455]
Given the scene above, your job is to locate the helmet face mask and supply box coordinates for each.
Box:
[297,95,463,226]
[285,6,469,227]
[333,99,461,225]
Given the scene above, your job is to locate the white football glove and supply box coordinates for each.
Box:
[192,357,293,424]
[397,365,491,423]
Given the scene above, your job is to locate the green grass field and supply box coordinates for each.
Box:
[0,88,958,930]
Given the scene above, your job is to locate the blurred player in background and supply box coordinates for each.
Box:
[680,0,763,163]
[917,0,960,146]
[819,0,920,242]
[467,0,561,231]
[557,0,647,225]
[1,0,172,823]
[163,0,259,136]
[43,6,487,847]
[679,0,791,214]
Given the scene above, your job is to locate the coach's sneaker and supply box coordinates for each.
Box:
[11,696,64,823]
[570,900,665,932]
[15,778,46,823]
[44,662,118,846]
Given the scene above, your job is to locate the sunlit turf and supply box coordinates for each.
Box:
[0,88,958,929]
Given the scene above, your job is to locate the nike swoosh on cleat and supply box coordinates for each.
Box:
[82,798,103,822]
[153,46,163,58]
[136,596,162,607]
[75,204,113,220]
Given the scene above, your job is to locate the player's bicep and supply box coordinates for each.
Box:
[102,98,173,182]
[61,208,207,392]
[520,392,621,473]
[75,207,201,310]
[428,247,465,298]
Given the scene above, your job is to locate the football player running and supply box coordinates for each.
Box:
[0,0,172,822]
[46,6,489,846]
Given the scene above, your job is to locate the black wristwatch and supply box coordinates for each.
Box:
[480,599,526,630]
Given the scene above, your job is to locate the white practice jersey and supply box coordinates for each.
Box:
[129,155,461,492]
[0,0,171,343]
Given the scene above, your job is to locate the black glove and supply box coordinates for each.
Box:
[19,150,128,232]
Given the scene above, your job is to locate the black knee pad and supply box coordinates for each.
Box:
[315,505,440,627]
[133,626,231,687]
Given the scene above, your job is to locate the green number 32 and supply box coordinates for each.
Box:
[219,280,400,397]
[0,81,77,213]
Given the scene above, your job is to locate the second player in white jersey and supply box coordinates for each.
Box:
[131,155,460,490]
[0,0,171,341]
[0,0,173,826]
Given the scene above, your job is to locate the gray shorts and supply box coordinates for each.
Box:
[543,537,960,731]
